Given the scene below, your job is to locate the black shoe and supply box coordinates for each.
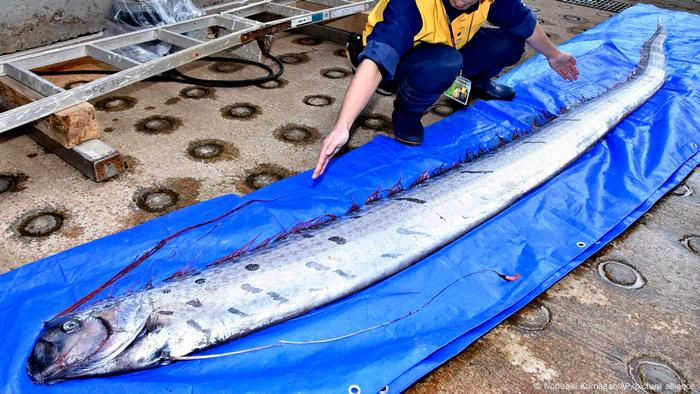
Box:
[471,79,516,101]
[346,33,363,72]
[391,108,424,145]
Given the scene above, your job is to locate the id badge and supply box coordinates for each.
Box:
[443,76,471,105]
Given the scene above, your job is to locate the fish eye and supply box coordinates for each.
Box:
[61,319,80,333]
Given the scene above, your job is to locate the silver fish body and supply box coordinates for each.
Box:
[27,24,667,383]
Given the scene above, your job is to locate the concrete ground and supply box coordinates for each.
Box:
[0,0,698,392]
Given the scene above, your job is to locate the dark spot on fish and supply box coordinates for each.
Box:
[162,289,171,294]
[306,261,330,271]
[267,292,288,303]
[334,269,356,279]
[396,197,426,204]
[195,278,205,284]
[328,236,346,245]
[186,299,202,307]
[397,227,428,236]
[146,317,163,332]
[227,307,247,316]
[302,234,315,238]
[381,253,400,258]
[245,263,260,271]
[186,319,210,334]
[186,319,199,329]
[158,310,174,315]
[165,97,181,105]
[241,283,262,293]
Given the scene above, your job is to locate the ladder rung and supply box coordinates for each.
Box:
[205,0,264,15]
[98,30,159,51]
[158,30,204,49]
[303,0,353,7]
[4,64,63,96]
[211,14,262,31]
[267,3,308,17]
[227,2,274,18]
[86,45,141,70]
[10,46,88,72]
[163,15,222,35]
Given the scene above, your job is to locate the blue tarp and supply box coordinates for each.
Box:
[2,4,699,393]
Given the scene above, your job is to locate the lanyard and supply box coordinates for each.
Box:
[443,5,477,51]
[443,5,476,76]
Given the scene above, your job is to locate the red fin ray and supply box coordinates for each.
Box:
[56,198,276,318]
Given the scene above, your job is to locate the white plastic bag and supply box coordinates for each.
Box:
[105,0,204,62]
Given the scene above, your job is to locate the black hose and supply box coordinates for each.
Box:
[37,54,284,87]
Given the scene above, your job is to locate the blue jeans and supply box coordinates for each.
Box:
[383,27,526,115]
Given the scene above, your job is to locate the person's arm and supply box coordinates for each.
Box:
[488,0,578,81]
[526,22,579,81]
[311,0,422,179]
[312,59,382,179]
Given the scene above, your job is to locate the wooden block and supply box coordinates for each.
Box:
[0,75,99,148]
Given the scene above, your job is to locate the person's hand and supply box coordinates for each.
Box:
[548,51,579,81]
[312,128,349,179]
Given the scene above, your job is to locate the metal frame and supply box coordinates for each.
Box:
[0,0,374,134]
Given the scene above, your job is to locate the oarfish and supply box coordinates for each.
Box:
[27,24,667,384]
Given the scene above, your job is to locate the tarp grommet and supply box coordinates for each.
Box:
[348,384,361,394]
[576,241,586,248]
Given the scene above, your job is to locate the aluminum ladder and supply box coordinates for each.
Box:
[0,0,374,134]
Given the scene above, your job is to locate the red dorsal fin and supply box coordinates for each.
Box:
[55,198,275,318]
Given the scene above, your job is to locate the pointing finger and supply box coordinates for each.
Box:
[312,156,326,179]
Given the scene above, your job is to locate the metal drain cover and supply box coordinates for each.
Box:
[557,0,630,13]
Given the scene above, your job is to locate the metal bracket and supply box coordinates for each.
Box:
[29,130,125,182]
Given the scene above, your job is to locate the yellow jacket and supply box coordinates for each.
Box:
[363,0,495,50]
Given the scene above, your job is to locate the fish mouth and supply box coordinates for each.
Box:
[27,315,112,384]
[27,339,59,384]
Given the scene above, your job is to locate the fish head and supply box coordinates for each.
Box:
[27,298,157,384]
